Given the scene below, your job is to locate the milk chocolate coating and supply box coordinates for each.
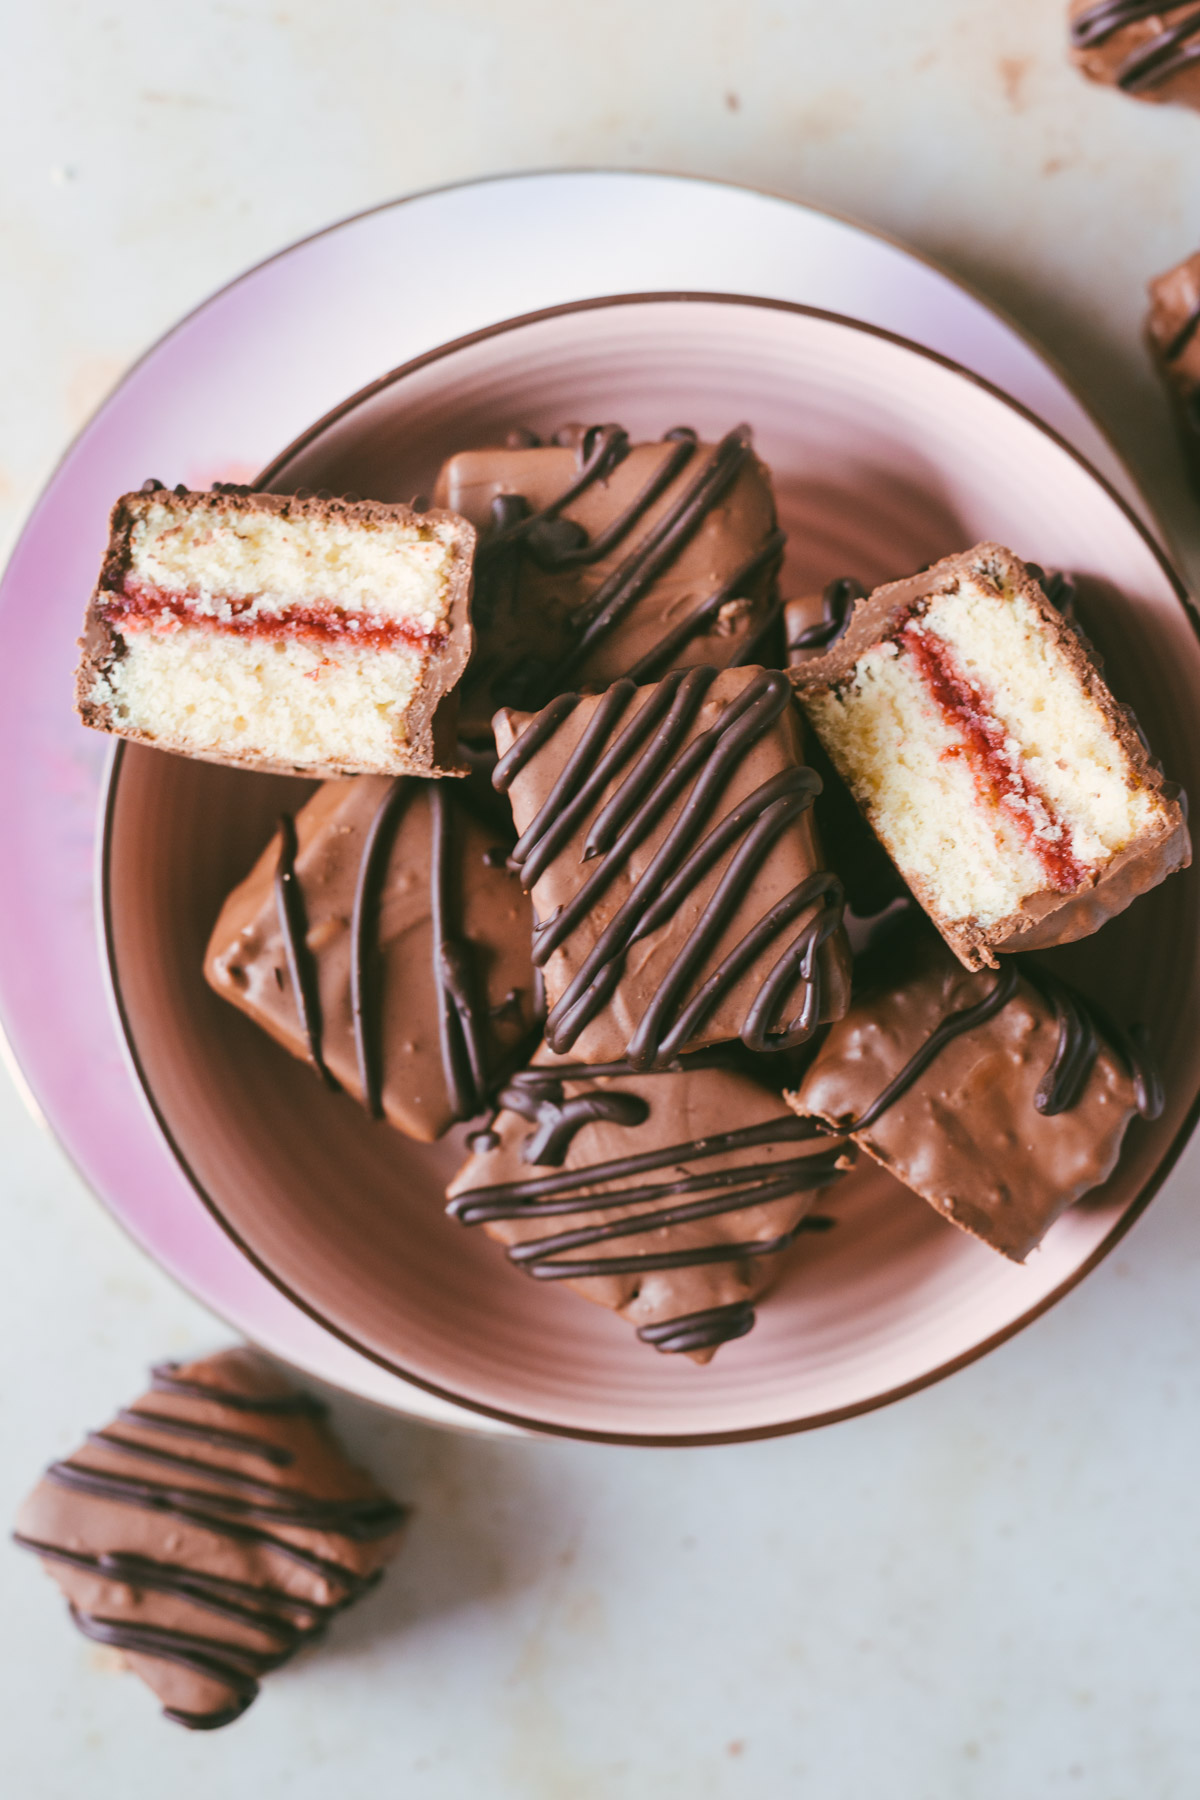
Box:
[13,1350,407,1730]
[790,928,1152,1261]
[493,664,851,1067]
[76,485,474,779]
[790,544,1191,969]
[1147,250,1200,500]
[448,1045,851,1361]
[434,425,783,739]
[1069,2,1200,109]
[205,776,538,1141]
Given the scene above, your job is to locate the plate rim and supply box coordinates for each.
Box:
[101,286,1200,1447]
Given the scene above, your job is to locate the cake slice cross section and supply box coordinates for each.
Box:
[76,484,475,777]
[790,543,1189,969]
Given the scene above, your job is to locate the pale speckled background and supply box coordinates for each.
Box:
[5,3,1200,1797]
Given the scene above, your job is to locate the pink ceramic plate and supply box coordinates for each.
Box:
[103,294,1200,1444]
[0,171,1171,1433]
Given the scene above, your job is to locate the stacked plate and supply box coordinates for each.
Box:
[4,172,1197,1442]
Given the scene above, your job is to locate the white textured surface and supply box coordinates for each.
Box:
[4,3,1200,1796]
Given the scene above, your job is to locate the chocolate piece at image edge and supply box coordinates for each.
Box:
[75,484,475,778]
[13,1349,407,1730]
[492,662,852,1068]
[1069,1,1200,109]
[790,543,1190,970]
[435,423,785,738]
[205,775,539,1141]
[1147,249,1200,501]
[789,925,1161,1262]
[448,1044,853,1361]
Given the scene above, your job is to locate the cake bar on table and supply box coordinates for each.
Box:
[13,1350,407,1730]
[75,484,475,777]
[205,775,539,1141]
[434,423,784,737]
[448,1046,851,1359]
[1147,249,1200,500]
[790,543,1189,970]
[789,923,1161,1262]
[1069,2,1200,108]
[492,662,851,1068]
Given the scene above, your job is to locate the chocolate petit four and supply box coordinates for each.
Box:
[448,1046,851,1358]
[13,1350,406,1730]
[493,663,851,1067]
[76,484,474,778]
[790,925,1161,1262]
[205,776,538,1140]
[1069,2,1200,108]
[434,424,784,737]
[791,544,1189,970]
[1147,250,1200,498]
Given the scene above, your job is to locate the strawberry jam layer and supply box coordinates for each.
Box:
[901,621,1090,893]
[105,579,446,655]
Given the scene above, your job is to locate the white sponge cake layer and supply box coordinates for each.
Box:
[919,574,1157,865]
[77,488,476,777]
[806,640,1051,927]
[94,626,426,774]
[126,497,457,633]
[806,563,1169,934]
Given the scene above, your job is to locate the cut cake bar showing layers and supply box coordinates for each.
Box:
[789,923,1160,1262]
[790,543,1190,970]
[13,1349,407,1730]
[435,422,783,738]
[448,1045,852,1361]
[205,775,539,1142]
[76,484,475,777]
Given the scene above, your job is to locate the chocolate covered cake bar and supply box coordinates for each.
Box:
[493,663,851,1067]
[789,926,1160,1262]
[76,484,474,777]
[205,776,538,1140]
[791,544,1189,969]
[435,423,783,736]
[448,1047,850,1359]
[13,1350,406,1730]
[1147,249,1200,498]
[1069,2,1200,108]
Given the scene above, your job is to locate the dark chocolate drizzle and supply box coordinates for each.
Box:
[151,1360,325,1414]
[289,777,511,1125]
[13,1367,404,1731]
[1070,1,1200,91]
[495,666,843,1067]
[273,814,337,1090]
[13,1535,332,1729]
[789,577,867,653]
[430,784,492,1119]
[493,1065,651,1166]
[450,1057,848,1352]
[1164,296,1200,363]
[840,958,1162,1132]
[350,778,411,1118]
[470,424,783,712]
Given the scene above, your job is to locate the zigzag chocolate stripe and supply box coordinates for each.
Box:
[449,1084,845,1350]
[845,955,1163,1131]
[1164,297,1200,362]
[1071,1,1200,91]
[472,424,784,710]
[495,665,843,1066]
[13,1367,405,1730]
